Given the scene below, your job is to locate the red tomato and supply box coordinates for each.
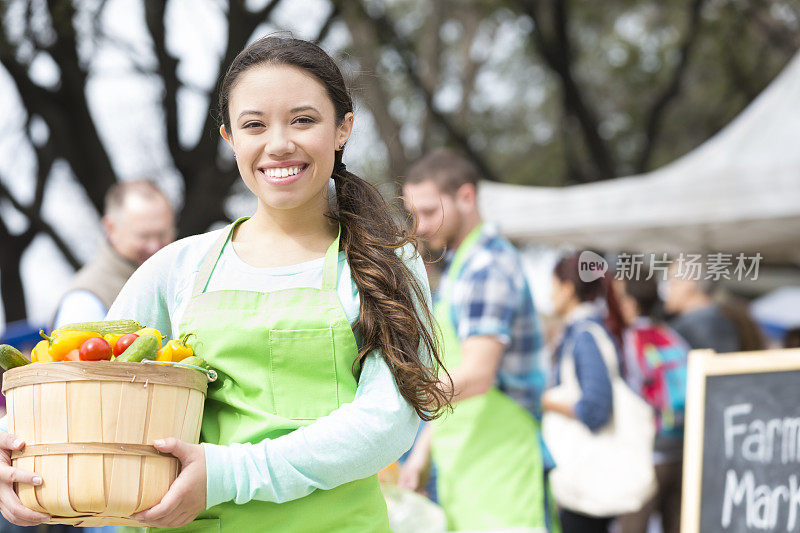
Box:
[64,349,81,361]
[113,333,139,356]
[79,337,112,361]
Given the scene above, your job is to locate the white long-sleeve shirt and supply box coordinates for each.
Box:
[4,228,427,509]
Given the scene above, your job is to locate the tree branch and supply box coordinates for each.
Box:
[144,0,182,167]
[336,0,500,182]
[0,174,81,270]
[635,0,706,173]
[516,0,616,180]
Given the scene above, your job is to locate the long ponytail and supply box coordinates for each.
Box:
[332,155,452,421]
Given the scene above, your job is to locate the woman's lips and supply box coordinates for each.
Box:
[258,163,309,186]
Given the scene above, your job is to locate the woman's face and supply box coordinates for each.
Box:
[551,276,576,318]
[221,64,353,215]
[614,279,638,326]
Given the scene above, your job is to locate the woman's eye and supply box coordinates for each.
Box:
[293,116,315,125]
[243,122,264,129]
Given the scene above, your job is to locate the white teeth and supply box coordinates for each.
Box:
[263,165,304,178]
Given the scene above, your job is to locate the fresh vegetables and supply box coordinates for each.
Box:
[3,321,211,377]
[0,345,31,370]
[157,334,194,362]
[55,319,143,336]
[178,356,209,369]
[114,335,158,363]
[113,333,139,356]
[39,330,100,362]
[31,340,50,363]
[79,337,113,361]
[135,327,163,349]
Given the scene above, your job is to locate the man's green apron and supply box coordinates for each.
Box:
[431,224,548,531]
[153,218,390,532]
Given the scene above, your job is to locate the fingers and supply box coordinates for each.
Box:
[0,484,50,526]
[153,437,195,464]
[0,433,24,452]
[0,463,41,486]
[397,467,420,491]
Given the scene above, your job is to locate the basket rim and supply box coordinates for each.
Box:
[1,361,208,394]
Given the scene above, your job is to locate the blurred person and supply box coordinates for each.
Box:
[786,327,800,349]
[541,252,619,533]
[613,275,689,533]
[51,181,176,329]
[662,265,740,353]
[717,297,766,352]
[400,148,553,531]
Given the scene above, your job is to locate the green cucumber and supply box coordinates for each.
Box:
[178,356,210,369]
[0,344,31,370]
[115,335,158,362]
[57,319,143,336]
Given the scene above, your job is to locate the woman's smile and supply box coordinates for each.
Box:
[257,162,310,186]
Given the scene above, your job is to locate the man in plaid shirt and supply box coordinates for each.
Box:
[439,222,547,418]
[399,149,553,531]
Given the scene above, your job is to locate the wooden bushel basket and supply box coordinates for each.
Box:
[1,361,209,527]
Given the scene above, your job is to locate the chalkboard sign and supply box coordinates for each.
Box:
[681,348,800,533]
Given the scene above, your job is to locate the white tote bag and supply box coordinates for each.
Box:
[542,321,657,517]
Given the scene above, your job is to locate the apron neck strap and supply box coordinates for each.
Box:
[192,217,248,297]
[192,218,341,297]
[321,225,342,291]
[446,222,484,285]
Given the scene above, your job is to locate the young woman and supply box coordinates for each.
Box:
[0,36,449,532]
[542,253,623,533]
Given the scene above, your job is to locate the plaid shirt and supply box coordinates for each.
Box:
[437,224,546,418]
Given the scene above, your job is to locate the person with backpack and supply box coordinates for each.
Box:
[612,275,688,533]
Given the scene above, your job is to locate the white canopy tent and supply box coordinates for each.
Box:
[479,52,800,263]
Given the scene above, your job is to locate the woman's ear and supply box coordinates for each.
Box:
[336,112,354,149]
[220,125,232,145]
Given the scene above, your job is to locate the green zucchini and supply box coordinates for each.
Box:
[115,335,158,362]
[0,344,31,370]
[56,319,143,336]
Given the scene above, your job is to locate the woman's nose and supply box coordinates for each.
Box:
[264,126,295,155]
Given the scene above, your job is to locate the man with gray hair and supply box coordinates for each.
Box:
[52,180,175,328]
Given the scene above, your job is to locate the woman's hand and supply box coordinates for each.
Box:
[541,390,576,418]
[397,423,433,493]
[0,433,50,526]
[397,456,427,492]
[131,437,207,528]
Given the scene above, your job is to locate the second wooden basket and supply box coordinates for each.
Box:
[1,361,209,527]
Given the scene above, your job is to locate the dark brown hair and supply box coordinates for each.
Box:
[218,35,451,420]
[553,252,625,349]
[619,274,660,319]
[405,148,480,195]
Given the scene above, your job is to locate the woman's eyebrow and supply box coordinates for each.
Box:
[238,110,263,119]
[290,105,319,114]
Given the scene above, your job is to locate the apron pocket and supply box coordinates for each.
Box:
[269,327,339,420]
[146,517,220,532]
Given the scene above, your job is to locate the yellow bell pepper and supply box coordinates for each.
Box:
[157,334,194,362]
[39,329,100,362]
[104,333,123,351]
[135,327,163,349]
[31,340,50,363]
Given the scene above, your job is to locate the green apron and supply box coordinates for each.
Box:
[431,224,548,531]
[153,217,390,532]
